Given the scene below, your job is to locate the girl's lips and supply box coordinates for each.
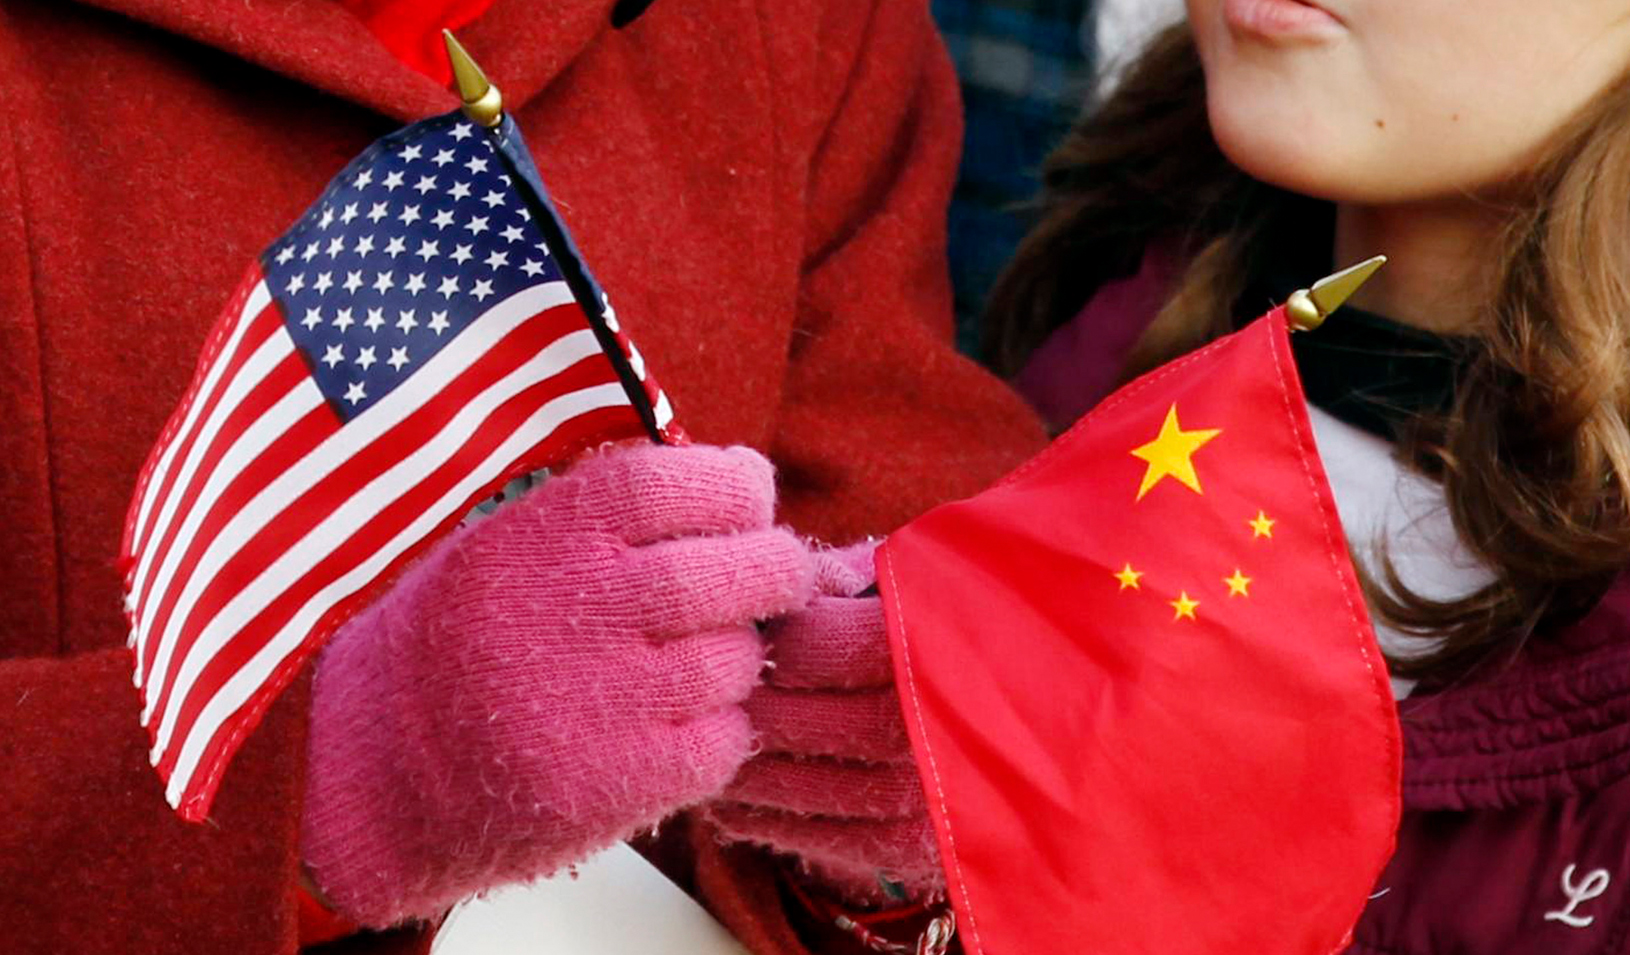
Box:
[1223,0,1344,39]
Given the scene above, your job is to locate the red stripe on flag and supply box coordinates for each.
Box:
[128,299,286,564]
[143,302,598,739]
[171,396,646,817]
[132,348,313,633]
[156,361,626,781]
[135,393,334,684]
[123,269,265,564]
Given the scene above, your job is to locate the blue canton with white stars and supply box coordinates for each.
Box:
[262,116,562,421]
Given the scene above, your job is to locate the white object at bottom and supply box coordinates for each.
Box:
[432,842,751,955]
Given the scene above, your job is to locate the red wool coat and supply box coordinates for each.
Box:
[0,1,1045,952]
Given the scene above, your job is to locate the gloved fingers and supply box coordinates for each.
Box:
[620,707,758,817]
[744,686,911,762]
[634,627,766,720]
[705,803,944,892]
[722,755,927,820]
[811,541,881,597]
[627,528,815,639]
[565,443,779,545]
[763,595,892,690]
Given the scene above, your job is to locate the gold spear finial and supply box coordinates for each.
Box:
[443,30,503,128]
[1286,255,1387,332]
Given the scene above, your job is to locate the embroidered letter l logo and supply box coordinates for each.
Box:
[1545,864,1611,929]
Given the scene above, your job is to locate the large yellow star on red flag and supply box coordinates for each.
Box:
[1131,403,1221,501]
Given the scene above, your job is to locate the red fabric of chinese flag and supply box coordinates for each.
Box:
[877,309,1401,954]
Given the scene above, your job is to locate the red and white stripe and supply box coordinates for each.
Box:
[122,265,646,817]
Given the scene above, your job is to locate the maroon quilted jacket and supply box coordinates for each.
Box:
[1357,589,1630,953]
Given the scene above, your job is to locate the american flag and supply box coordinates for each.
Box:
[121,112,677,820]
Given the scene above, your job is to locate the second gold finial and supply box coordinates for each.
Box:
[1287,255,1387,332]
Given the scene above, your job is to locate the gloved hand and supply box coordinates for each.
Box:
[299,443,814,927]
[706,541,944,905]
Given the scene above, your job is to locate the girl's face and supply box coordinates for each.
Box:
[1186,0,1630,204]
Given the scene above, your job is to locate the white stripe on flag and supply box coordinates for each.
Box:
[137,378,325,628]
[141,281,579,726]
[132,370,320,689]
[163,381,632,805]
[130,282,272,558]
[137,282,578,714]
[151,325,604,753]
[130,315,296,620]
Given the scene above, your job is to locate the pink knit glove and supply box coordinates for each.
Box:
[300,444,814,927]
[706,541,944,905]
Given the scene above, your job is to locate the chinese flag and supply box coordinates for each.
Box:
[876,309,1401,954]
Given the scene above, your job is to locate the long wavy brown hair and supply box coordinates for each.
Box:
[984,24,1630,682]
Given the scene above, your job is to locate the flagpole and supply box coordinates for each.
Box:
[442,30,670,444]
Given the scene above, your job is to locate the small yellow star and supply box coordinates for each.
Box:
[1224,569,1252,597]
[1114,563,1144,591]
[1170,591,1200,621]
[1130,404,1222,501]
[1249,511,1276,538]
